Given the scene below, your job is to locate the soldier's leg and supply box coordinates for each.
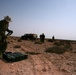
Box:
[2,36,7,53]
[1,41,7,54]
[0,36,3,57]
[0,35,7,54]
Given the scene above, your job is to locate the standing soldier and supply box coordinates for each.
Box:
[52,35,55,41]
[0,16,13,55]
[40,33,45,43]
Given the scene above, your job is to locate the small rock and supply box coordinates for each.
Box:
[11,64,14,66]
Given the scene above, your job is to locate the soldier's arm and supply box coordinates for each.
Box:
[6,28,13,35]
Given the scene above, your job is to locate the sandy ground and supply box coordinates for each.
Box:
[0,36,76,75]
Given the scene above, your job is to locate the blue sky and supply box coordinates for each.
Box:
[0,0,76,40]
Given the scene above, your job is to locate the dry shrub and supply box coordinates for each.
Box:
[18,39,22,42]
[26,51,40,55]
[54,41,72,51]
[61,69,67,72]
[45,46,66,54]
[47,39,54,42]
[45,40,72,54]
[34,41,42,44]
[54,41,65,46]
[13,45,21,48]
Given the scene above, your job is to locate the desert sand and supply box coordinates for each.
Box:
[0,36,76,75]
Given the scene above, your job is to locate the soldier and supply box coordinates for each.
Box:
[40,33,45,43]
[0,16,13,55]
[52,35,55,41]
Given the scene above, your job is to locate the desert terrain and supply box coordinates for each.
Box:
[0,36,76,75]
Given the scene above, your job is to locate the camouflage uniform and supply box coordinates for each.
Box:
[0,19,13,54]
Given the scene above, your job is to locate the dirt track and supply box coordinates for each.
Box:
[0,36,76,75]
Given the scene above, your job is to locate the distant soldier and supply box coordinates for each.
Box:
[0,16,13,55]
[40,33,45,42]
[52,35,55,41]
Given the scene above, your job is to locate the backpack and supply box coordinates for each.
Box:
[3,52,28,62]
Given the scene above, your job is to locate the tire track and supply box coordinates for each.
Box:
[21,45,35,52]
[30,55,51,75]
[21,45,64,75]
[38,54,64,75]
